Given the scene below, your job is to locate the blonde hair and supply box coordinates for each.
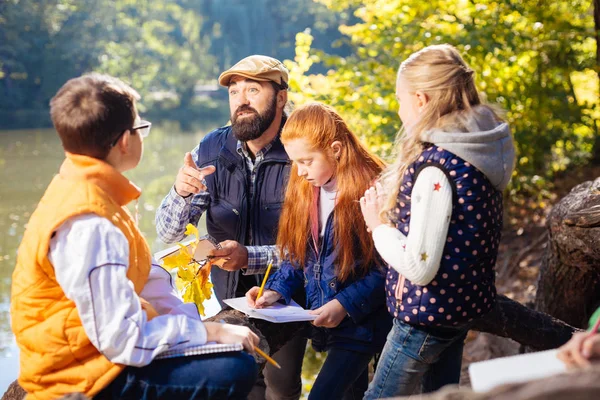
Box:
[278,102,385,281]
[380,44,502,221]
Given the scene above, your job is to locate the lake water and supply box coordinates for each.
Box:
[0,123,323,396]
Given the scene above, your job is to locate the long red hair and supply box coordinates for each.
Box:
[277,102,385,281]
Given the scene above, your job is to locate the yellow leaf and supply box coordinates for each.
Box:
[177,264,196,281]
[158,231,213,316]
[174,278,185,292]
[177,243,193,256]
[202,281,213,300]
[185,223,199,239]
[162,250,191,271]
[160,243,195,271]
[182,282,194,303]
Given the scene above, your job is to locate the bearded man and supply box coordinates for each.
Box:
[156,55,306,400]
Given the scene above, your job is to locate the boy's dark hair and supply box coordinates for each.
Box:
[50,73,140,159]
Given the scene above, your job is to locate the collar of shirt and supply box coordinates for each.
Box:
[236,138,276,167]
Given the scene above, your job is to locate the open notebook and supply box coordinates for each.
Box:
[223,297,317,323]
[468,349,568,392]
[156,342,243,359]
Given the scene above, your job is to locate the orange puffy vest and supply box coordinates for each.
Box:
[11,153,157,399]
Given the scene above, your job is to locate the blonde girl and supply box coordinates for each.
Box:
[361,44,515,398]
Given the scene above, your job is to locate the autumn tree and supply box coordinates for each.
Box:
[285,0,598,201]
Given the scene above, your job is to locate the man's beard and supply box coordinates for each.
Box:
[231,95,277,142]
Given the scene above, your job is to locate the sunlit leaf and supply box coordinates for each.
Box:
[184,223,199,238]
[159,234,213,315]
[287,0,598,208]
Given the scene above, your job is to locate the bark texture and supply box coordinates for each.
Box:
[535,178,600,328]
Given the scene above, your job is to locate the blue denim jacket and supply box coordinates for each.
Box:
[265,212,391,353]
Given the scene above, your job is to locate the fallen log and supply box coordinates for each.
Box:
[472,294,577,351]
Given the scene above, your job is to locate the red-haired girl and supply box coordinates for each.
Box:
[246,102,392,400]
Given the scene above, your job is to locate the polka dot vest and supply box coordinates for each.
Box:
[385,145,502,327]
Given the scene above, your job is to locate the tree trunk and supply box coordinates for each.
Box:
[593,0,600,164]
[535,178,600,328]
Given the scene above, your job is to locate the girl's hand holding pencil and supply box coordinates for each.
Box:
[246,260,282,308]
[557,331,600,368]
[557,315,600,369]
[246,287,282,308]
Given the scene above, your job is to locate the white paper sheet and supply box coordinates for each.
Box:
[223,296,317,323]
[468,349,568,392]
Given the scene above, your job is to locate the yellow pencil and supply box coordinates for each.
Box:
[256,260,273,300]
[254,345,281,369]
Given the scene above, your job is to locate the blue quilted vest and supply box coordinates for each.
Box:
[197,125,289,247]
[385,145,502,327]
[196,124,290,302]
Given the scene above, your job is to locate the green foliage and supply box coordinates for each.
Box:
[2,0,597,201]
[0,0,349,129]
[195,0,350,73]
[286,0,599,201]
[96,0,217,112]
[0,0,218,121]
[0,0,111,112]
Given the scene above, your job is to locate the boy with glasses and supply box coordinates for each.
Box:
[110,120,151,147]
[10,73,259,400]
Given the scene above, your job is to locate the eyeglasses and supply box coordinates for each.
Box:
[111,120,152,147]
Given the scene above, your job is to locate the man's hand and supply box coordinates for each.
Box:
[246,287,282,309]
[204,322,259,353]
[557,332,600,369]
[174,152,216,197]
[309,299,347,328]
[209,240,248,271]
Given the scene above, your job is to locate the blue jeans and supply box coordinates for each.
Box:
[309,347,373,400]
[363,318,469,399]
[95,351,258,400]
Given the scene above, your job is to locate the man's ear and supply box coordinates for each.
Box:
[330,140,343,160]
[415,90,429,112]
[277,90,287,109]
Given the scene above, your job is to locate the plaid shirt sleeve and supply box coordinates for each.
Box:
[244,245,281,275]
[155,145,210,244]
